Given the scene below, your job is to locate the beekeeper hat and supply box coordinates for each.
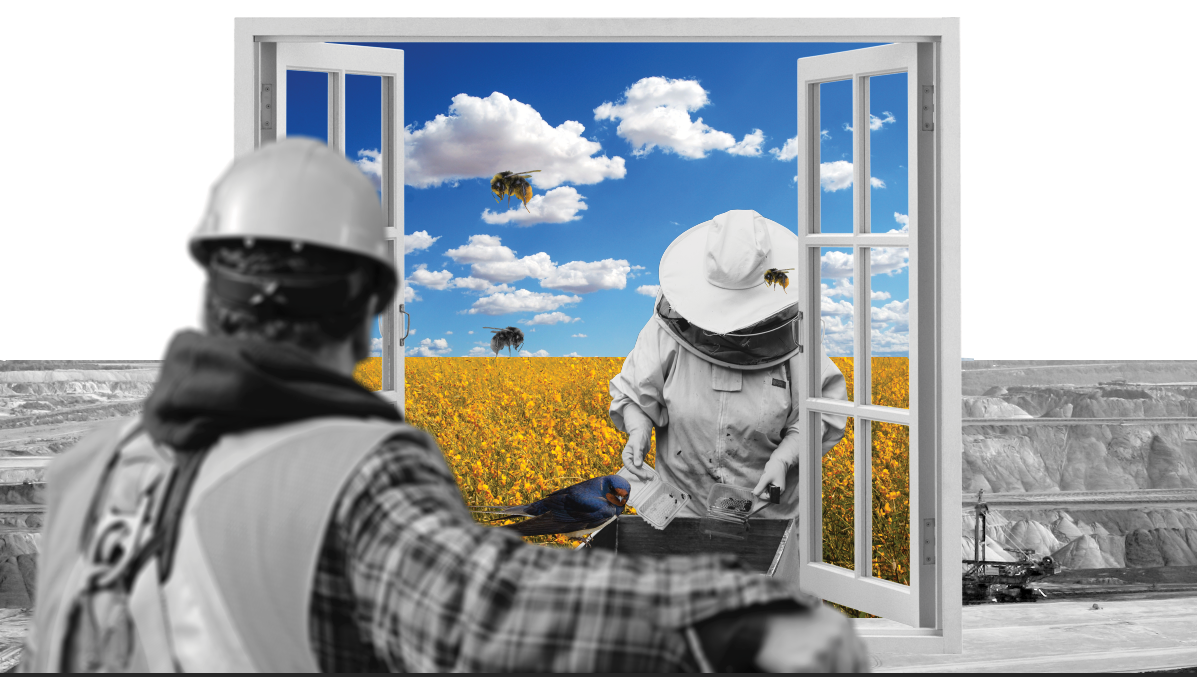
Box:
[658,210,798,335]
[190,138,397,312]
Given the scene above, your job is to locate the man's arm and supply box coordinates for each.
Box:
[331,435,817,672]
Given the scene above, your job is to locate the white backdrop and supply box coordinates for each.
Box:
[2,2,1192,360]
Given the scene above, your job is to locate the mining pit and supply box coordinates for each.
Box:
[0,360,1195,671]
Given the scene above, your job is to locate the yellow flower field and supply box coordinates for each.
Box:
[352,356,910,574]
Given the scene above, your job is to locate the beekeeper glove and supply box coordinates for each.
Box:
[619,404,655,481]
[752,432,799,499]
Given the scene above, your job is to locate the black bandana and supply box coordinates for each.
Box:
[143,330,401,451]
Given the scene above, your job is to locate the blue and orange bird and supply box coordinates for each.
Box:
[471,475,631,538]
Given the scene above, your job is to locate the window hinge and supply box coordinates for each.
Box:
[921,84,934,132]
[922,518,936,564]
[261,83,274,131]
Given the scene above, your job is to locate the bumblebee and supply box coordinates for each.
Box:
[484,326,525,356]
[490,170,541,213]
[763,268,793,292]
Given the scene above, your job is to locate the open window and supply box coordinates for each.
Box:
[235,19,961,654]
[252,41,407,406]
[796,42,957,650]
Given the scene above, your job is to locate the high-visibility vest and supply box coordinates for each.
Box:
[22,415,427,672]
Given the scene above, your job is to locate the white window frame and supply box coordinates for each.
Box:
[233,17,961,655]
[796,41,937,634]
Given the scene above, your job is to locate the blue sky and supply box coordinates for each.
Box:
[286,42,910,358]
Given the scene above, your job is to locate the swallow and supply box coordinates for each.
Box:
[470,475,631,537]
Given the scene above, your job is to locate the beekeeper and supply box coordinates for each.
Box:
[612,209,848,519]
[21,142,868,673]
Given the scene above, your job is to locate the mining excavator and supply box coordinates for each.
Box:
[962,489,1056,604]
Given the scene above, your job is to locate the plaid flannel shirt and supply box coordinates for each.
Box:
[308,431,813,672]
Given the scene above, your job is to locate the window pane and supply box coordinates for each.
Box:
[870,420,910,586]
[345,74,389,381]
[346,73,384,202]
[285,70,329,143]
[818,80,853,234]
[822,415,856,571]
[869,246,910,408]
[868,73,908,234]
[820,247,854,359]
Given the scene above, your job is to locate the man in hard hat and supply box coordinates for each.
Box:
[20,138,868,673]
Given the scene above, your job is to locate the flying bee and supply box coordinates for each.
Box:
[490,170,541,213]
[484,326,525,356]
[763,268,794,293]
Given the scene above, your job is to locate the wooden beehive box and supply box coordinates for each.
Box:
[590,515,796,575]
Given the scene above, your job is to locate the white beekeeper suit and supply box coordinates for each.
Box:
[609,210,848,520]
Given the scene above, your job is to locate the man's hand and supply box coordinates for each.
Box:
[752,458,789,500]
[755,604,870,672]
[621,433,654,481]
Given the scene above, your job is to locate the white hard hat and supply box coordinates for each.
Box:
[191,138,397,312]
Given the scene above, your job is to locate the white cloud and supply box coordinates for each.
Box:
[444,234,514,264]
[821,248,907,280]
[540,259,632,293]
[519,349,551,357]
[820,250,854,279]
[870,111,896,131]
[843,113,896,134]
[822,279,891,300]
[820,316,855,357]
[355,149,382,192]
[819,161,885,192]
[481,186,588,226]
[594,77,762,159]
[409,329,416,335]
[520,312,580,325]
[870,248,909,277]
[403,285,420,303]
[445,234,634,292]
[466,346,489,356]
[370,337,382,357]
[821,296,854,316]
[636,284,660,297]
[406,264,455,290]
[820,161,854,192]
[821,279,852,298]
[872,299,910,331]
[445,331,453,335]
[564,352,580,357]
[405,230,440,254]
[727,129,765,157]
[404,92,626,189]
[471,252,557,284]
[468,330,474,335]
[890,213,910,233]
[871,326,910,353]
[571,333,587,338]
[407,337,452,357]
[769,136,799,161]
[467,289,582,316]
[448,276,517,294]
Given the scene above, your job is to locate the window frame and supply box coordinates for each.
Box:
[233,17,961,654]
